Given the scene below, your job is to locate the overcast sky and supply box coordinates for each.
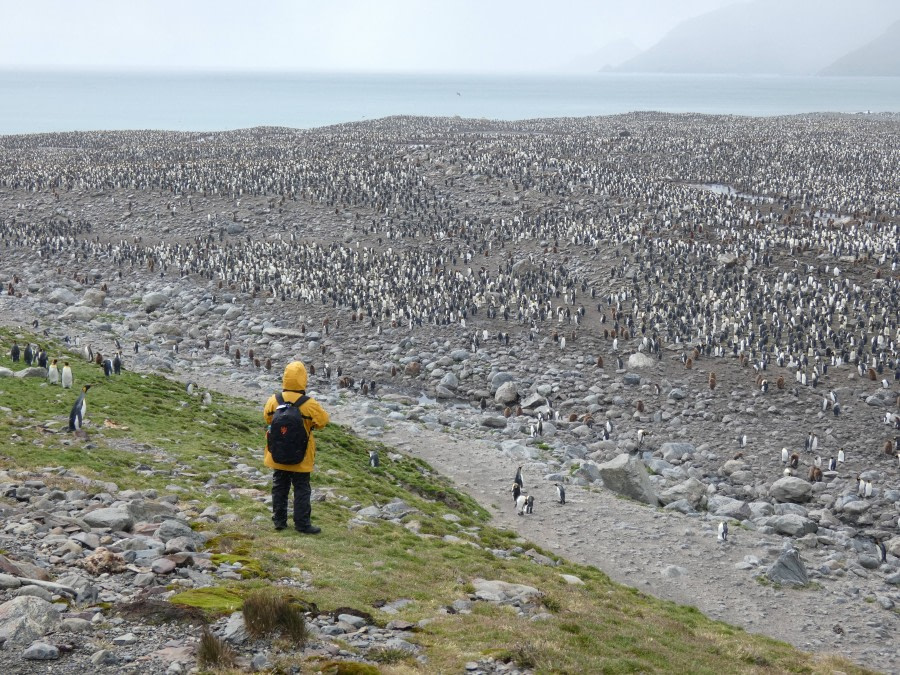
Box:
[0,0,744,73]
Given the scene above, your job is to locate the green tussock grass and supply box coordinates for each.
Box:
[0,328,874,674]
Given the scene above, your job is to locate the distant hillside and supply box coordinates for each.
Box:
[617,0,900,75]
[559,39,641,73]
[820,19,900,75]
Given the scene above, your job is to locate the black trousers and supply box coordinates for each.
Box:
[272,470,312,528]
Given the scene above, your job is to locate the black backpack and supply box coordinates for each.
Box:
[267,393,310,465]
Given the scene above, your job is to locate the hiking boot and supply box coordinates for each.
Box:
[273,521,288,531]
[295,524,321,535]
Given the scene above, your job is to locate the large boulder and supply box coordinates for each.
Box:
[597,454,658,505]
[82,507,134,532]
[494,381,519,405]
[47,288,78,305]
[472,578,541,604]
[59,306,99,322]
[142,292,168,311]
[769,477,812,503]
[707,495,751,521]
[658,477,706,508]
[78,289,106,307]
[766,549,809,586]
[627,353,656,369]
[489,372,516,393]
[0,597,60,647]
[659,442,696,461]
[770,514,818,537]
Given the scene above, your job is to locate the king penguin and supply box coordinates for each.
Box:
[515,493,527,516]
[514,466,524,489]
[61,362,73,389]
[68,384,92,431]
[368,449,379,468]
[555,483,566,505]
[718,521,728,542]
[47,359,59,385]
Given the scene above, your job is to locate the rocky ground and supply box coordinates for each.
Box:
[0,256,898,673]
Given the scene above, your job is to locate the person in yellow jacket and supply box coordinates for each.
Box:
[263,360,330,533]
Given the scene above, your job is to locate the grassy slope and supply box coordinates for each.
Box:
[0,328,870,674]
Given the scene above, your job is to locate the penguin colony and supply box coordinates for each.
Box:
[0,113,898,552]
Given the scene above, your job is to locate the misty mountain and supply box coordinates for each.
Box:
[819,20,900,76]
[616,0,900,76]
[559,39,641,73]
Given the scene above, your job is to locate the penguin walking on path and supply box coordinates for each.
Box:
[512,483,521,503]
[61,362,73,389]
[718,521,728,542]
[68,385,92,431]
[516,493,527,516]
[555,483,566,504]
[514,466,524,490]
[525,495,534,514]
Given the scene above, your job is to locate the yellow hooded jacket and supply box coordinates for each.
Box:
[263,361,329,473]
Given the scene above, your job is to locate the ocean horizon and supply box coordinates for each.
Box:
[1,70,899,135]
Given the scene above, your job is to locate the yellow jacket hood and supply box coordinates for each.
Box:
[282,361,308,392]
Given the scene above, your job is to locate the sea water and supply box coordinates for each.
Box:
[1,70,898,135]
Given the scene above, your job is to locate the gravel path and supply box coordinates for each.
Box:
[330,409,897,673]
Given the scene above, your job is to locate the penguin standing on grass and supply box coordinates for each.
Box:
[113,352,122,375]
[61,362,73,389]
[368,449,379,468]
[48,359,59,385]
[68,385,92,431]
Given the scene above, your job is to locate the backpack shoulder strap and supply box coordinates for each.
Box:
[293,395,311,418]
[275,392,285,405]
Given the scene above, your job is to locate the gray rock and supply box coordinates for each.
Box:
[223,611,249,644]
[91,649,118,665]
[707,496,751,521]
[769,477,812,503]
[481,416,508,429]
[766,549,809,586]
[0,597,60,647]
[659,442,696,460]
[520,393,546,410]
[142,291,169,311]
[622,373,641,385]
[82,507,134,531]
[48,288,79,305]
[14,367,47,379]
[338,613,367,629]
[597,453,658,505]
[659,477,707,507]
[60,305,99,321]
[439,372,459,390]
[771,514,818,537]
[494,381,519,405]
[489,372,516,392]
[663,499,698,515]
[472,578,542,604]
[156,519,194,542]
[79,288,106,307]
[668,388,686,400]
[23,641,59,660]
[627,353,656,369]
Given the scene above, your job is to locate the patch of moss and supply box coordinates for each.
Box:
[169,586,243,615]
[210,553,267,578]
[315,661,380,675]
